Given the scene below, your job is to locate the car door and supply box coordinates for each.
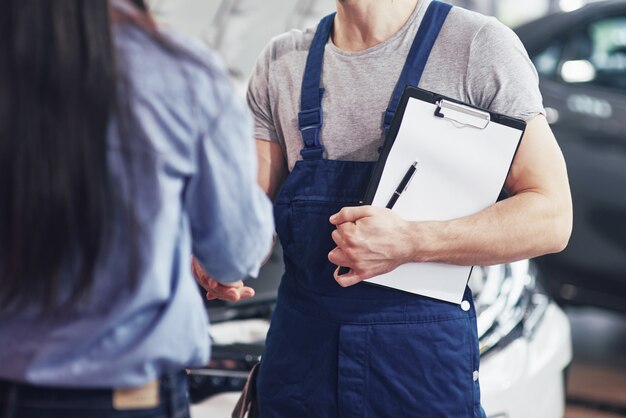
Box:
[531,12,626,309]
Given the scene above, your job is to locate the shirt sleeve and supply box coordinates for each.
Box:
[246,42,279,143]
[466,18,545,122]
[184,55,274,283]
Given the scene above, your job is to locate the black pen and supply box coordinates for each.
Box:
[386,161,418,209]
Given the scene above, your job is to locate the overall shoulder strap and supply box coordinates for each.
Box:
[383,1,453,136]
[298,13,335,160]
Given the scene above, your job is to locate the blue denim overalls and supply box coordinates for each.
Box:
[257,2,484,417]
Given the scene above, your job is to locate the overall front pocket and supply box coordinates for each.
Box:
[338,317,476,418]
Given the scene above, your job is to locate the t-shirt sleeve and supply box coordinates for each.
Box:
[247,42,279,143]
[466,18,545,121]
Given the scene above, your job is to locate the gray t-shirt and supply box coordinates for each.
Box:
[247,0,544,171]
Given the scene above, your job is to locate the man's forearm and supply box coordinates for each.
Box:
[410,190,573,266]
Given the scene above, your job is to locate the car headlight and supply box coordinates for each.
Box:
[470,260,550,355]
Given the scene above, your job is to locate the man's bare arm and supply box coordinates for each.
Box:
[328,115,573,286]
[257,139,288,200]
[410,114,573,264]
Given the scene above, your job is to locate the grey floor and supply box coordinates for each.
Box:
[564,307,626,417]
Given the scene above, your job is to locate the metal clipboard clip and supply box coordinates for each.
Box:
[434,99,491,129]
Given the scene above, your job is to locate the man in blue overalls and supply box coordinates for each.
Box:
[203,0,572,416]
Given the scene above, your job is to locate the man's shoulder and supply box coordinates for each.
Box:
[445,5,519,47]
[263,25,316,64]
[447,5,492,29]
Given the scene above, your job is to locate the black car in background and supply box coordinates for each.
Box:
[515,0,626,312]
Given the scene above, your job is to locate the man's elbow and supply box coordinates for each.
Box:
[546,201,573,254]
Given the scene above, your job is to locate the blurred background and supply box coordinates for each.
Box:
[143,1,625,417]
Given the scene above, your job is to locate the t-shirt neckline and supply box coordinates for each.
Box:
[327,0,430,58]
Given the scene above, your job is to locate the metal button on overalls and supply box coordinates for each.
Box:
[257,2,486,417]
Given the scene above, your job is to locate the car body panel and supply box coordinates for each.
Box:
[516,0,626,311]
[480,304,572,418]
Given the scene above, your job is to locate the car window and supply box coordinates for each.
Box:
[533,41,565,78]
[559,15,626,91]
[589,16,626,90]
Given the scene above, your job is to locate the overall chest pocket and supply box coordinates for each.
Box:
[290,199,357,277]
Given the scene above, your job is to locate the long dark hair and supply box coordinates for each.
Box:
[0,0,149,311]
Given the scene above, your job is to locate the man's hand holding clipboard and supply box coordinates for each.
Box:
[329,161,419,287]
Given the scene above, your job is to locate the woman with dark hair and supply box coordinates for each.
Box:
[0,0,273,416]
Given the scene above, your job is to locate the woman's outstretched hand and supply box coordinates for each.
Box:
[192,257,255,302]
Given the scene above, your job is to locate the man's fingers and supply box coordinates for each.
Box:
[224,280,245,289]
[194,260,254,302]
[331,229,347,247]
[329,206,376,225]
[328,247,352,267]
[225,288,241,301]
[239,287,255,300]
[206,285,255,302]
[333,269,363,288]
[208,288,239,302]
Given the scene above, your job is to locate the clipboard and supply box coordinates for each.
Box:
[363,87,526,304]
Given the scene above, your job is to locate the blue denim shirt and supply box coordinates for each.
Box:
[0,23,274,387]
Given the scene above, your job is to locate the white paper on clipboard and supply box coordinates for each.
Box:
[366,94,524,304]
